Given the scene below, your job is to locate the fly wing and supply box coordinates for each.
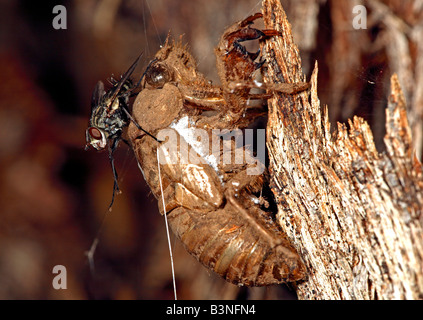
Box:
[108,53,143,105]
[91,80,105,110]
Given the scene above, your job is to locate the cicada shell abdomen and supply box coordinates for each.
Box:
[166,201,306,286]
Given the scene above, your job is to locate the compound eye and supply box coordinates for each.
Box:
[86,127,107,150]
[88,127,102,140]
[145,63,171,88]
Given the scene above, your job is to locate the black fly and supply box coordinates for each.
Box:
[85,54,158,209]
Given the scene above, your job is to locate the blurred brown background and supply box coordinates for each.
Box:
[0,0,421,299]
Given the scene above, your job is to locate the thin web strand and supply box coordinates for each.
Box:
[157,146,178,300]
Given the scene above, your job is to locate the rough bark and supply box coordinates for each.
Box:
[262,0,423,300]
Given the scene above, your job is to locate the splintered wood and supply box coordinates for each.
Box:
[262,0,423,300]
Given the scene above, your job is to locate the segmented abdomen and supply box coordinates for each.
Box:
[167,204,306,286]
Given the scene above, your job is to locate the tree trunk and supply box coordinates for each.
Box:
[262,0,423,299]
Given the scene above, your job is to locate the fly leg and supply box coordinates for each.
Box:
[108,137,120,210]
[122,107,160,141]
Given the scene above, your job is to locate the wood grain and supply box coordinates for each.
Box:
[262,0,423,299]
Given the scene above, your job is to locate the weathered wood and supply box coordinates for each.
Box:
[365,0,423,159]
[262,0,423,299]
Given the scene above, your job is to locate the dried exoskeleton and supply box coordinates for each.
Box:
[129,13,308,286]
